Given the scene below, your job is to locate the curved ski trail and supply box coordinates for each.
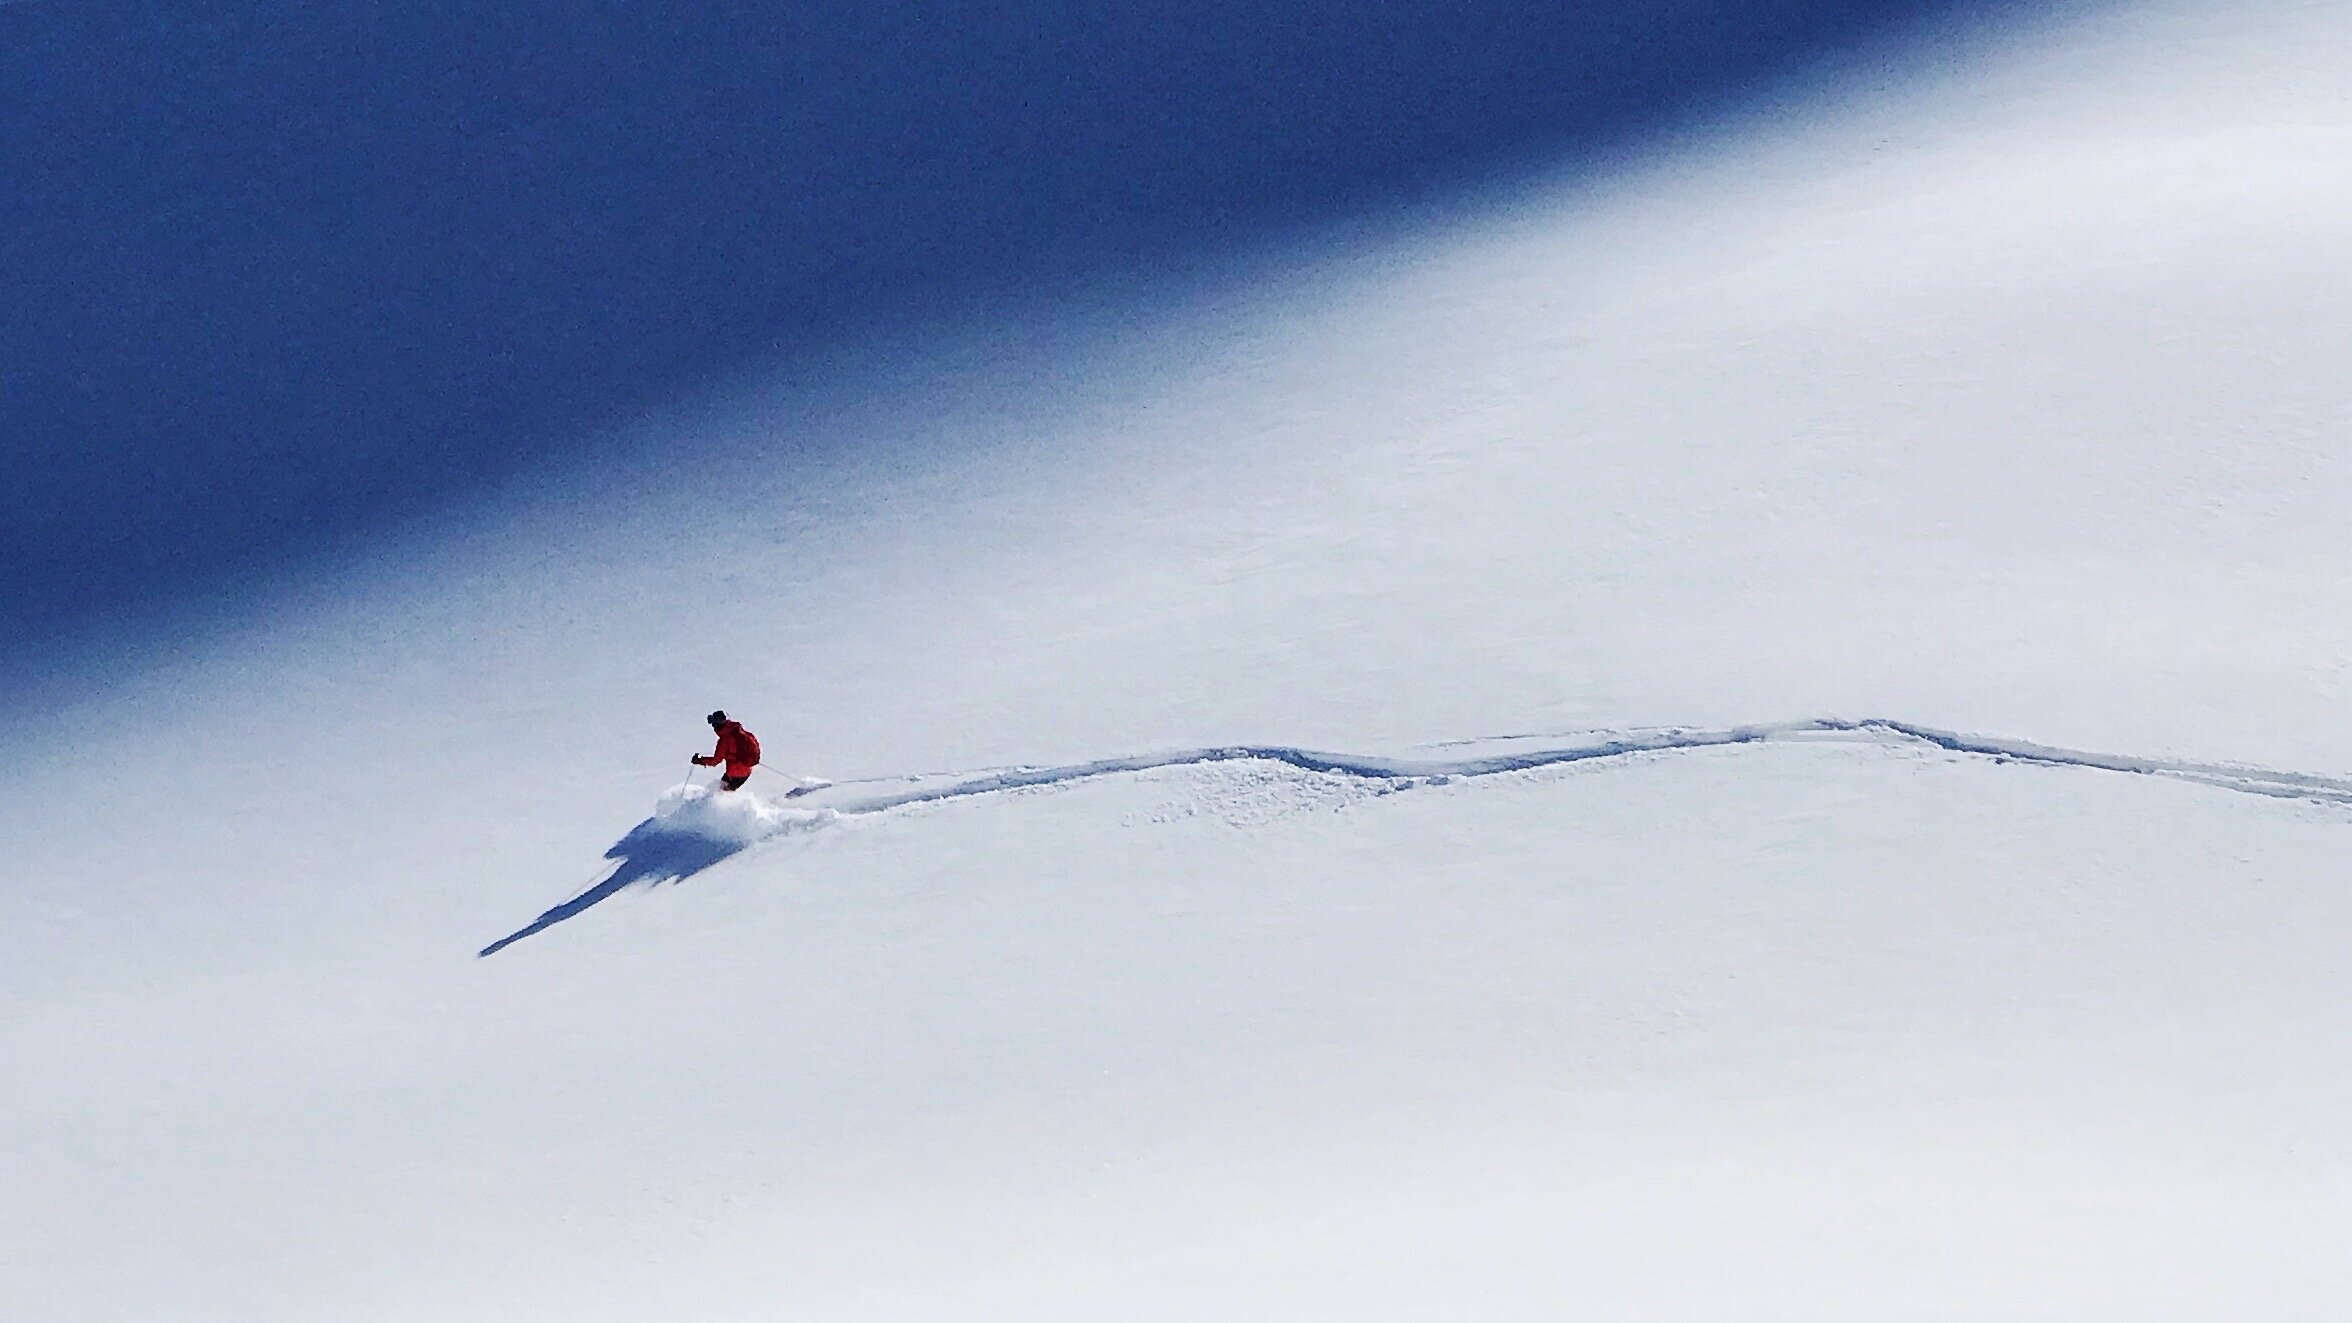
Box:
[479,718,2352,956]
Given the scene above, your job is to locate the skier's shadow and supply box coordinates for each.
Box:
[478,816,745,957]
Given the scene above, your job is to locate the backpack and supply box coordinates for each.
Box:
[733,725,761,766]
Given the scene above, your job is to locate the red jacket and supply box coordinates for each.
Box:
[700,721,761,775]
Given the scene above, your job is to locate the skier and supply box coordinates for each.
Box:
[691,710,762,791]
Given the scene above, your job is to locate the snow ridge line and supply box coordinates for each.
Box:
[826,718,2352,815]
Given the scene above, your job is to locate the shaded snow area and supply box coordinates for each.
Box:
[11,0,2352,1316]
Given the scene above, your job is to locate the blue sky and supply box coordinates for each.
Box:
[2,0,2039,678]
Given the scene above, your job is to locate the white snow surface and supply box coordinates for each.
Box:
[12,0,2352,1316]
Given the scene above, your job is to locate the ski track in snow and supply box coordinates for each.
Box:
[479,719,2352,956]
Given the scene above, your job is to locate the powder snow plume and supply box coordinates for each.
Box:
[650,780,833,844]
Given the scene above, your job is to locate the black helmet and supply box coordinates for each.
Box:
[706,710,728,727]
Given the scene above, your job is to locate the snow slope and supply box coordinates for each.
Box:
[19,736,2352,1318]
[10,0,2352,1316]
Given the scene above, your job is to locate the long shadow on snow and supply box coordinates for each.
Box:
[478,816,748,958]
